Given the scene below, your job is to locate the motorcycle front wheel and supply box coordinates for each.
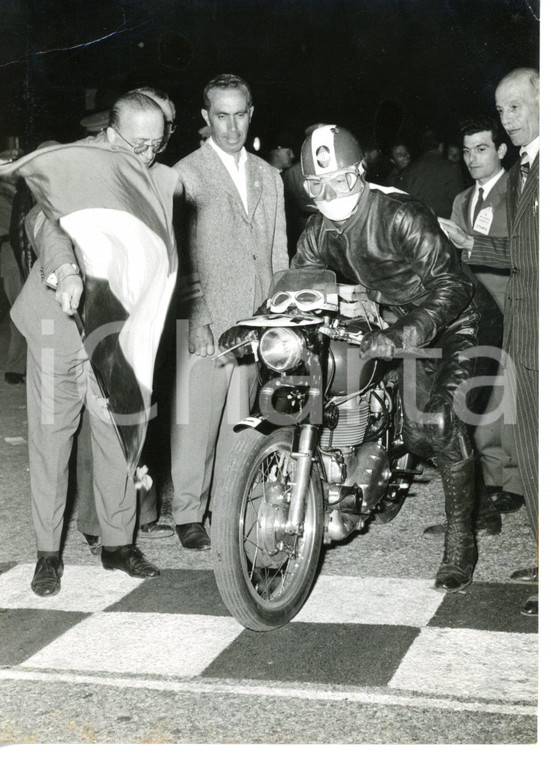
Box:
[211,427,324,631]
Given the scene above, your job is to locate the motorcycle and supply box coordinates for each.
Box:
[211,268,419,631]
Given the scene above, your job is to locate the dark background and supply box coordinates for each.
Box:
[0,0,540,161]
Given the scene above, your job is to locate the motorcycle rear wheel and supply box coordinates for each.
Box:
[211,427,324,631]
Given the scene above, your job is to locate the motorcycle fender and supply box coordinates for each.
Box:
[233,415,278,436]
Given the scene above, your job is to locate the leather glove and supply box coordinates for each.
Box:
[254,299,271,316]
[218,326,256,358]
[359,329,401,361]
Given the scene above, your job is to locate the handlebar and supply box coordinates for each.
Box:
[214,319,373,361]
[318,323,365,346]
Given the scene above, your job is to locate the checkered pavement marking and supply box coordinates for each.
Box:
[0,563,538,710]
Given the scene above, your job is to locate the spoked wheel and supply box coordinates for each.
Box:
[211,427,323,631]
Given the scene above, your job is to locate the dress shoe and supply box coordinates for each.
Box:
[139,521,174,539]
[101,545,160,577]
[510,566,538,583]
[175,522,211,551]
[31,557,63,596]
[83,533,102,555]
[493,491,524,514]
[473,508,502,536]
[4,372,25,385]
[520,594,538,617]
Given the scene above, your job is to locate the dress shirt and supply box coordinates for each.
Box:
[520,135,539,167]
[208,137,248,213]
[469,167,505,225]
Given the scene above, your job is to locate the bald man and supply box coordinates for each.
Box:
[12,92,180,595]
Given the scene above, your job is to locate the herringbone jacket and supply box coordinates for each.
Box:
[468,155,539,369]
[174,142,288,341]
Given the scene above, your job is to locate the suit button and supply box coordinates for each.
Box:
[511,266,519,275]
[252,255,257,260]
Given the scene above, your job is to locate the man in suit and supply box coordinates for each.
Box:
[449,117,523,516]
[76,86,179,550]
[11,92,179,595]
[440,68,539,616]
[171,74,288,551]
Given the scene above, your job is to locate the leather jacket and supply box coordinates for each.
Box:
[291,184,494,349]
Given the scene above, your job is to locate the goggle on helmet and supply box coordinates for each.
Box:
[301,125,365,199]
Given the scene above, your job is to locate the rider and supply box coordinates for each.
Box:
[246,125,503,593]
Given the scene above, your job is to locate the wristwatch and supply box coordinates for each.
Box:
[45,262,80,289]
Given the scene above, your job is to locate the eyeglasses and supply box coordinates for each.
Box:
[112,127,165,155]
[269,289,327,313]
[303,168,361,199]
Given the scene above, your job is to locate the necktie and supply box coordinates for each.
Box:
[519,151,530,194]
[472,186,485,226]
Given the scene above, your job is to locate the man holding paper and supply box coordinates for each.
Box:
[445,117,523,517]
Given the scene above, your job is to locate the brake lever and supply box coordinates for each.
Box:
[319,324,364,345]
[212,337,258,361]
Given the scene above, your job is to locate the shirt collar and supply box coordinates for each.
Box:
[521,136,539,166]
[476,167,505,196]
[208,137,248,169]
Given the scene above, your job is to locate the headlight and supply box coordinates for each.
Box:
[259,328,305,372]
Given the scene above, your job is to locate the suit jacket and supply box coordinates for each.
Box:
[174,142,288,340]
[11,206,83,354]
[469,154,539,369]
[399,151,466,218]
[451,170,508,238]
[506,154,539,369]
[451,170,509,311]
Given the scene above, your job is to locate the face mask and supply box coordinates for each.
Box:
[315,191,361,221]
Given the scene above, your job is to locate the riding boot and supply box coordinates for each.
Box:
[434,457,477,592]
[473,470,502,536]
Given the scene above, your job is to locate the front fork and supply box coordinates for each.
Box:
[285,423,318,535]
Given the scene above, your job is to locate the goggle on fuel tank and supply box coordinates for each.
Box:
[268,288,338,313]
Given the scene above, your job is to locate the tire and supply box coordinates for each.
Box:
[373,450,415,524]
[211,427,324,631]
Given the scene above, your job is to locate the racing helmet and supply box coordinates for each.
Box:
[301,124,364,177]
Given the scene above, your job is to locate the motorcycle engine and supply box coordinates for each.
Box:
[345,442,391,510]
[319,394,370,448]
[319,387,393,515]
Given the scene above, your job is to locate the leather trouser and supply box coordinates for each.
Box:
[400,288,503,546]
[399,286,503,469]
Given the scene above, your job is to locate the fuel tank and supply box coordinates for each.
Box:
[326,319,385,396]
